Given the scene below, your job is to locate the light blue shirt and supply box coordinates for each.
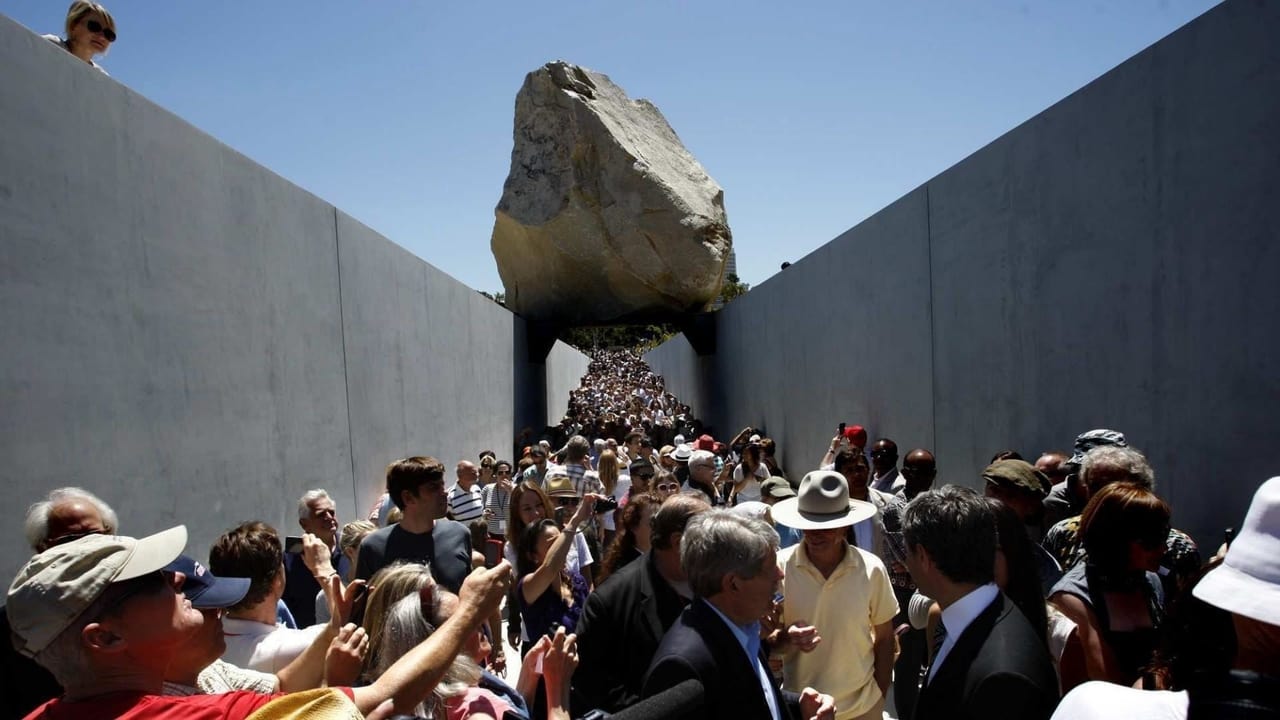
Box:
[704,600,782,720]
[928,582,999,684]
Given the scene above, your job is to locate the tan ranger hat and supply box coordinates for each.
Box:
[7,525,187,658]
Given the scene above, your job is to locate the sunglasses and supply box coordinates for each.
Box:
[497,469,512,476]
[634,473,655,481]
[93,570,171,621]
[86,19,117,42]
[554,497,581,506]
[656,483,680,492]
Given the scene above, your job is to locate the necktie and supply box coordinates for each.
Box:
[931,619,948,660]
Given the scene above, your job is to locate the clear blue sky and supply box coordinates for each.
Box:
[8,1,1219,292]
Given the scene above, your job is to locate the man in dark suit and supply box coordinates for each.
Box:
[903,486,1058,720]
[642,509,836,720]
[573,493,710,713]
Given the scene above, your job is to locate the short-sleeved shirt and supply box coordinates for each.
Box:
[483,483,510,535]
[355,520,473,593]
[220,618,325,674]
[732,464,771,503]
[777,542,899,719]
[24,687,356,720]
[448,483,485,523]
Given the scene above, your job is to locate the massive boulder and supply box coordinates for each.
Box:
[491,61,731,325]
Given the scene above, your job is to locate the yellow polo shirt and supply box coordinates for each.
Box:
[776,542,899,719]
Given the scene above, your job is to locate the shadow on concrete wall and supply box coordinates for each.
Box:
[646,0,1280,548]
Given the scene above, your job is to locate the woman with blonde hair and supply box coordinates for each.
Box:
[43,2,116,71]
[359,561,436,681]
[594,449,629,547]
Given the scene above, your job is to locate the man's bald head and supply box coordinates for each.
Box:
[901,449,938,495]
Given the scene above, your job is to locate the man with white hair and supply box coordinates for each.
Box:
[4,487,120,718]
[685,449,721,505]
[6,525,512,719]
[643,510,836,720]
[23,486,118,552]
[282,489,349,627]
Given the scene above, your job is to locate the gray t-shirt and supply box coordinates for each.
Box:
[356,520,472,593]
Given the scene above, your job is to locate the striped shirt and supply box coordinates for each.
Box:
[483,483,510,535]
[448,482,485,522]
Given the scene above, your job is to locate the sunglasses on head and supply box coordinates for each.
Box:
[86,19,116,42]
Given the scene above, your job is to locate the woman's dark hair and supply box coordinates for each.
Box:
[1081,482,1170,575]
[516,518,560,579]
[598,494,658,583]
[987,498,1049,648]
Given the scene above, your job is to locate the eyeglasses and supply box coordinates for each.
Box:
[46,529,110,547]
[85,19,116,42]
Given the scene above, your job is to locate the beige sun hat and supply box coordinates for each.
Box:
[770,471,876,530]
[7,525,188,658]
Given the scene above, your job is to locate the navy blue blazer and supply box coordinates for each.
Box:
[642,598,799,720]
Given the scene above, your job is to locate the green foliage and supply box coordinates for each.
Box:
[559,324,676,352]
[717,273,749,305]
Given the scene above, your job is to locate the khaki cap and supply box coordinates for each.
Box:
[7,525,187,658]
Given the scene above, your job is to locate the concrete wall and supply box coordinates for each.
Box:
[544,341,591,427]
[647,0,1280,548]
[0,14,586,585]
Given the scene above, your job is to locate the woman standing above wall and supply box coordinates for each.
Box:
[42,1,115,74]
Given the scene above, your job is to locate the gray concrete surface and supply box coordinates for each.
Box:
[647,0,1280,548]
[545,341,591,428]
[0,13,587,584]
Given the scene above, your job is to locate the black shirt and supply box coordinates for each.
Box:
[355,520,472,593]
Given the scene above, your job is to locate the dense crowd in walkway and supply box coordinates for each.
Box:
[6,343,1278,720]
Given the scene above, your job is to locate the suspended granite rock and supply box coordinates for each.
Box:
[491,61,732,325]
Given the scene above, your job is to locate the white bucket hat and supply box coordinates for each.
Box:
[1193,476,1280,626]
[770,470,876,530]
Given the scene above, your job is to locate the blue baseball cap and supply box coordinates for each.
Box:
[164,554,250,609]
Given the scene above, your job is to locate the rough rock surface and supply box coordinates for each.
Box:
[491,61,731,325]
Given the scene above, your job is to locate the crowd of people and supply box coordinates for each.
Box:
[5,344,1278,720]
[16,3,1278,718]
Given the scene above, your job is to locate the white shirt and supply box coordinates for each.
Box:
[928,582,999,683]
[220,617,325,673]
